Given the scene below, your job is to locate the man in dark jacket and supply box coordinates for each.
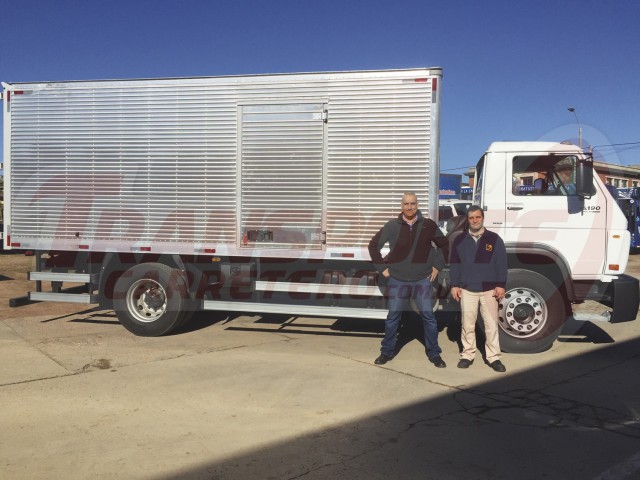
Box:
[368,192,449,368]
[450,205,508,372]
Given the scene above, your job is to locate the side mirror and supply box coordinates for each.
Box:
[576,157,596,198]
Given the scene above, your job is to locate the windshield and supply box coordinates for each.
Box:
[473,155,485,205]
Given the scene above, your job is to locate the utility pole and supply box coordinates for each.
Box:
[567,107,583,149]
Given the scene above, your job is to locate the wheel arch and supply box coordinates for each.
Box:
[506,242,574,307]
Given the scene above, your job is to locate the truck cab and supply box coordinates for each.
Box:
[472,141,639,352]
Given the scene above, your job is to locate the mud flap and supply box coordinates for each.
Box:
[605,274,640,323]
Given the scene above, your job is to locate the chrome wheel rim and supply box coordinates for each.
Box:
[498,287,548,338]
[126,279,167,323]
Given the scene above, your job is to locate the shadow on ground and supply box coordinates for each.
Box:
[153,335,640,480]
[223,310,614,353]
[48,306,616,352]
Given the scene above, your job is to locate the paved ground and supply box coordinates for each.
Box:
[1,252,640,479]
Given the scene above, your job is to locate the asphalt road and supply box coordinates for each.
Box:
[1,252,640,480]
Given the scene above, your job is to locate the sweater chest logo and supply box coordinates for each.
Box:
[485,244,493,252]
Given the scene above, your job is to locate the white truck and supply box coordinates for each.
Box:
[472,141,638,351]
[2,68,638,353]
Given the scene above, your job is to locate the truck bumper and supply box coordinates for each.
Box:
[604,275,640,322]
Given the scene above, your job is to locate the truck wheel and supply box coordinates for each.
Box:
[113,263,188,336]
[497,269,568,353]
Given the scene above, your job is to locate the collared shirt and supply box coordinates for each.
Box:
[403,215,418,231]
[469,227,485,242]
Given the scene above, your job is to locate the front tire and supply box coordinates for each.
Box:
[113,263,189,336]
[497,269,568,353]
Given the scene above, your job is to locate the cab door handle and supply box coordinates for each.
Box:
[507,204,524,211]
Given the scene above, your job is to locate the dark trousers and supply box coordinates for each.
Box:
[381,277,441,359]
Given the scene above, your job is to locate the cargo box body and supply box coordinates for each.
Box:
[3,68,442,260]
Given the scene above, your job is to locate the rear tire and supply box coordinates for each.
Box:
[113,263,189,336]
[497,269,568,353]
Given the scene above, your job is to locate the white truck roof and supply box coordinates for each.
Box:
[487,141,583,154]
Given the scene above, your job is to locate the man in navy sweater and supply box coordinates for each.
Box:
[368,192,449,368]
[450,205,508,372]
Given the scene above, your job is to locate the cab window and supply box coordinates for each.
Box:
[512,155,578,196]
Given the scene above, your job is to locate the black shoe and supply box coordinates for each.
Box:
[457,359,473,369]
[429,356,446,368]
[374,353,394,365]
[489,360,506,372]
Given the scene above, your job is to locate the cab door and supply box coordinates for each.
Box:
[504,153,606,277]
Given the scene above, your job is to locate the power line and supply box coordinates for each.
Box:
[591,142,640,160]
[591,141,640,148]
[591,142,640,155]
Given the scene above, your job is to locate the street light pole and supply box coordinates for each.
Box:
[567,107,583,149]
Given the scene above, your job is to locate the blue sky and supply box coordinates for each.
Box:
[1,0,639,176]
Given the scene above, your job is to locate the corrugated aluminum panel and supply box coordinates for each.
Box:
[8,84,238,244]
[325,79,432,246]
[6,69,438,253]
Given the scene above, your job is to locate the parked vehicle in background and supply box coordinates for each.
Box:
[616,187,640,250]
[437,199,471,233]
[2,68,638,353]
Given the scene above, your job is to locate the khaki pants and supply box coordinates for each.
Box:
[460,289,501,363]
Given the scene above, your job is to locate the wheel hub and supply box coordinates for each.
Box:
[143,289,165,310]
[127,280,168,323]
[512,303,535,323]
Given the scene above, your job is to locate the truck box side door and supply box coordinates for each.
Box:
[239,103,326,250]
